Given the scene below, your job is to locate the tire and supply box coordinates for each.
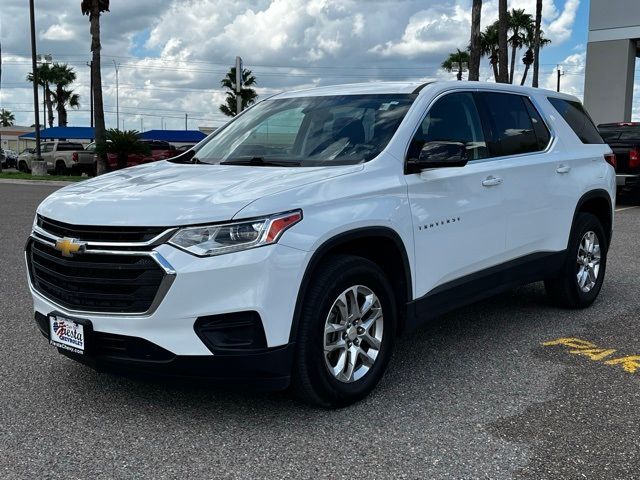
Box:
[545,212,608,309]
[55,161,67,176]
[292,254,397,408]
[18,161,30,173]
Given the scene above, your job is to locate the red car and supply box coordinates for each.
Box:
[106,140,179,170]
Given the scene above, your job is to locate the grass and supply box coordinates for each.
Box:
[0,172,85,182]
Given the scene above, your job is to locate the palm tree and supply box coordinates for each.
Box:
[441,49,470,81]
[52,88,80,126]
[508,9,533,84]
[532,0,543,87]
[26,64,56,127]
[0,109,15,127]
[219,67,258,117]
[468,0,482,81]
[481,23,500,82]
[81,0,109,174]
[51,63,78,127]
[100,129,150,170]
[521,30,550,85]
[497,0,509,83]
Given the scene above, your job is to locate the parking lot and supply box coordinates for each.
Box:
[1,182,639,479]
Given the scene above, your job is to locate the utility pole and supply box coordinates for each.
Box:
[185,113,188,130]
[87,61,94,129]
[29,0,42,163]
[556,65,564,92]
[161,117,164,130]
[140,117,143,132]
[113,60,120,130]
[235,56,243,115]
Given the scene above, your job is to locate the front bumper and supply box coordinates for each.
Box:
[29,241,309,383]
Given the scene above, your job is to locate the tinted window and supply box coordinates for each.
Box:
[58,143,83,151]
[598,127,621,143]
[479,92,539,156]
[548,97,604,144]
[409,92,488,161]
[523,98,551,150]
[618,129,640,142]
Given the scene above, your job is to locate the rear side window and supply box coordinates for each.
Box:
[548,97,604,144]
[478,92,540,156]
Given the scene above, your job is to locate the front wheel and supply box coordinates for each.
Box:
[292,255,396,408]
[545,213,608,308]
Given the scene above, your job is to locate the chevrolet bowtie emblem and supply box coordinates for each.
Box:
[54,238,86,257]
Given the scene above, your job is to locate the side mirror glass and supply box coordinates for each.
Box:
[406,141,468,173]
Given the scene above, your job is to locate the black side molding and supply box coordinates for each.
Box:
[405,250,567,331]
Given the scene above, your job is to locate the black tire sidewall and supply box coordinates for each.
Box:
[295,256,396,407]
[566,213,608,305]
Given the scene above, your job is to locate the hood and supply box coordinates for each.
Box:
[37,161,361,226]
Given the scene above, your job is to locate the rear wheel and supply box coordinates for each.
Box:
[18,161,30,173]
[545,213,608,308]
[55,161,67,176]
[292,255,396,408]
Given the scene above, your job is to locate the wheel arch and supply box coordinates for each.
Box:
[572,189,613,246]
[289,227,413,343]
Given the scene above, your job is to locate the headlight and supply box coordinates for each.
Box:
[169,210,302,257]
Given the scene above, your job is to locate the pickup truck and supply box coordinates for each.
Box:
[598,122,640,194]
[76,140,179,175]
[18,141,85,175]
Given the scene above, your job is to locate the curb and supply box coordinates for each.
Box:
[0,179,75,187]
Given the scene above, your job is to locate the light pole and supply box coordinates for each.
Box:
[235,56,243,115]
[28,0,42,163]
[113,60,120,129]
[86,61,93,129]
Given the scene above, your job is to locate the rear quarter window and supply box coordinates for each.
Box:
[548,97,604,144]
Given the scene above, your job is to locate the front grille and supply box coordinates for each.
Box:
[26,240,166,313]
[37,215,166,243]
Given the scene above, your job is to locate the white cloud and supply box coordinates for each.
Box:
[547,0,580,44]
[41,24,76,42]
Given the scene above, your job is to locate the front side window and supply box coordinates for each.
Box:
[478,92,539,156]
[192,94,416,166]
[42,144,54,153]
[548,97,604,144]
[408,92,488,161]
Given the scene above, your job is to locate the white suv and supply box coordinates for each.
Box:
[26,81,615,407]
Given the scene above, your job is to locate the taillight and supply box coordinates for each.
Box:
[72,152,78,162]
[604,153,617,168]
[629,147,640,169]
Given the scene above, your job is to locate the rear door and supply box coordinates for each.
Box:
[475,91,563,257]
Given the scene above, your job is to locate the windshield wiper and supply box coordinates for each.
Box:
[220,157,301,167]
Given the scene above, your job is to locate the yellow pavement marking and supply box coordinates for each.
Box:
[615,206,639,212]
[543,337,640,374]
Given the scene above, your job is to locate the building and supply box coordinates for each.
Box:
[0,126,36,152]
[584,0,640,125]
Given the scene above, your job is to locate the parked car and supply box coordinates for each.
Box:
[18,141,85,174]
[598,122,640,194]
[76,140,179,175]
[2,149,18,168]
[0,148,5,168]
[26,81,615,407]
[176,144,196,153]
[17,148,35,172]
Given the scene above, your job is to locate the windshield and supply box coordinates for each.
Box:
[193,94,416,166]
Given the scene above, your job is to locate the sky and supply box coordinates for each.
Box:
[0,0,638,130]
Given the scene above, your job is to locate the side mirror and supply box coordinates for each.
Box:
[406,141,468,173]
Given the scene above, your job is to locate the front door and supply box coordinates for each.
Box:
[405,91,507,300]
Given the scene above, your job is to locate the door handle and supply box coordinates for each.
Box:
[556,164,571,174]
[482,175,503,187]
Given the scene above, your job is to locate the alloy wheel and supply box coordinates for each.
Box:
[576,230,601,293]
[323,285,384,383]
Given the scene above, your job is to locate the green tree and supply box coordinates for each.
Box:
[468,0,482,81]
[442,49,470,81]
[81,0,109,174]
[50,63,79,127]
[100,129,150,170]
[508,9,533,84]
[219,67,258,117]
[26,64,56,128]
[521,30,550,85]
[0,109,15,127]
[480,23,500,82]
[532,0,543,87]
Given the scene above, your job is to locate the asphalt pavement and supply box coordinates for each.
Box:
[1,182,639,479]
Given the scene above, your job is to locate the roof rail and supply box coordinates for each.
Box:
[412,82,434,94]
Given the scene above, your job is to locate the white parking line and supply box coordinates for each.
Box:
[615,206,639,212]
